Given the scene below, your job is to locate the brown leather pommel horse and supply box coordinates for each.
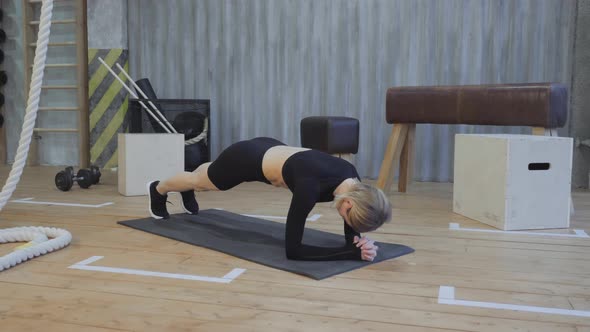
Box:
[377,83,568,193]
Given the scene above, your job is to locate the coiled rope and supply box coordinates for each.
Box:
[184,119,208,145]
[0,0,72,272]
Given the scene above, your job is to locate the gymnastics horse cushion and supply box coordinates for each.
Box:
[386,83,568,127]
[300,116,360,154]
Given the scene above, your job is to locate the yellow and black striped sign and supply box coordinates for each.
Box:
[88,48,129,168]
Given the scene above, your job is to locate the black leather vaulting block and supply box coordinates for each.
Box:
[300,116,359,154]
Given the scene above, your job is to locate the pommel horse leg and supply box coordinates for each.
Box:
[377,123,416,194]
[398,124,416,192]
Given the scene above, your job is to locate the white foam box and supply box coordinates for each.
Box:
[118,133,184,196]
[453,134,573,230]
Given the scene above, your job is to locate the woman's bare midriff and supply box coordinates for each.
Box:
[261,146,309,188]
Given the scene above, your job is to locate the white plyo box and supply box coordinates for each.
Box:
[453,134,573,231]
[118,133,184,196]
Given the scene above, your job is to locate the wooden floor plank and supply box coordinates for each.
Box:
[0,282,471,332]
[0,316,131,332]
[0,277,582,331]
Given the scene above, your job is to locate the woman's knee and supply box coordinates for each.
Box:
[193,163,220,191]
[193,162,212,174]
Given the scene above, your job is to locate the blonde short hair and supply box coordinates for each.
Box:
[333,181,392,233]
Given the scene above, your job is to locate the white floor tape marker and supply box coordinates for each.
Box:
[214,208,322,221]
[69,256,246,283]
[449,223,589,238]
[438,286,590,318]
[243,213,322,222]
[11,197,114,208]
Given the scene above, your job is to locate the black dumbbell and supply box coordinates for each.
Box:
[89,165,101,185]
[55,166,101,191]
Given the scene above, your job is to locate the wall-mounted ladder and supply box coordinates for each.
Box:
[22,0,88,167]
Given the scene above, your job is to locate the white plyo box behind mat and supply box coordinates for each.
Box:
[453,134,573,230]
[118,133,184,196]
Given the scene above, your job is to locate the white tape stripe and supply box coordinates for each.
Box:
[68,256,244,283]
[307,214,322,221]
[438,286,590,318]
[242,214,286,220]
[11,198,114,208]
[71,255,104,266]
[449,299,590,317]
[70,265,233,283]
[449,223,589,238]
[222,268,246,279]
[242,213,322,222]
[438,285,455,300]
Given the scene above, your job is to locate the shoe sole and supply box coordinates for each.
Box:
[179,199,193,214]
[146,181,164,219]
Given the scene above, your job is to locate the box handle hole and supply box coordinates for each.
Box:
[528,163,550,171]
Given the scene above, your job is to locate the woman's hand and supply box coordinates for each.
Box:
[353,236,379,261]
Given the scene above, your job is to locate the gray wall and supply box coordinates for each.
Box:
[571,0,590,188]
[128,0,578,182]
[87,0,127,49]
[0,0,582,182]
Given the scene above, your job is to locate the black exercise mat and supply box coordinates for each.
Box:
[118,209,414,280]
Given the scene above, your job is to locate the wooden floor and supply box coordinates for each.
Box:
[0,166,589,331]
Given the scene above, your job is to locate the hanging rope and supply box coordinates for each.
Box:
[0,0,72,272]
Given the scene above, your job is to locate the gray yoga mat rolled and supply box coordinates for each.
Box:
[118,209,414,280]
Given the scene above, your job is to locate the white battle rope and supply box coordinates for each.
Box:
[0,227,71,271]
[0,0,72,272]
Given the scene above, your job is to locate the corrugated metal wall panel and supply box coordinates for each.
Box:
[127,0,576,181]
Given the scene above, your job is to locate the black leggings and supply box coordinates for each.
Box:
[207,137,286,191]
